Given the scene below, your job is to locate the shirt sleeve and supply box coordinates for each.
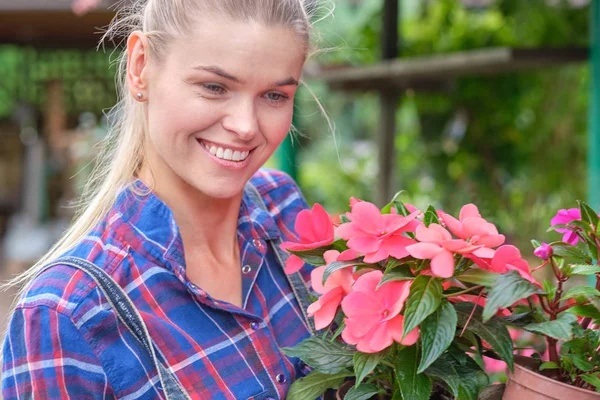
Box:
[2,305,115,400]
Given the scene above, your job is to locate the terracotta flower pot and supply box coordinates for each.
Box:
[503,357,600,400]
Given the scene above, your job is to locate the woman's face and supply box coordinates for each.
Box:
[138,16,306,199]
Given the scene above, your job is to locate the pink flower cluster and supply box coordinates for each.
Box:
[280,200,538,353]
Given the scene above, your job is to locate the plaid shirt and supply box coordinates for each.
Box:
[2,168,315,400]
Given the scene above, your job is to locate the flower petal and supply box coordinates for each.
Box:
[310,203,335,241]
[430,250,455,278]
[459,204,481,221]
[406,242,443,259]
[284,254,305,274]
[308,288,344,330]
[347,236,381,254]
[349,201,384,235]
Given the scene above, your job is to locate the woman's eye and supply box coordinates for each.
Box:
[201,84,226,95]
[264,92,289,104]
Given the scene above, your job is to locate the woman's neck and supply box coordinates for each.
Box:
[137,166,242,265]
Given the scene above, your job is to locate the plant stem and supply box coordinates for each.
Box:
[443,285,484,298]
[460,289,484,337]
[546,336,559,364]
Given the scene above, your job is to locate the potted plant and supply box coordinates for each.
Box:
[491,203,600,399]
[280,195,539,400]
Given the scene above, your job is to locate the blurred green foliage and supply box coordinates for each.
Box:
[297,0,590,250]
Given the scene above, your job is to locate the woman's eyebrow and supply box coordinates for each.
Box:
[274,77,299,87]
[193,65,299,87]
[194,65,242,83]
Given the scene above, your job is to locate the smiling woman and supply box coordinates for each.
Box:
[1,1,326,399]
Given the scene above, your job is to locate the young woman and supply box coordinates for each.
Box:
[1,1,321,398]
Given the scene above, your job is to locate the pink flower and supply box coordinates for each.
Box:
[281,204,335,274]
[307,250,355,330]
[490,245,538,285]
[341,270,418,353]
[336,201,419,263]
[405,224,481,278]
[550,208,581,245]
[439,204,505,257]
[71,0,103,15]
[533,242,553,260]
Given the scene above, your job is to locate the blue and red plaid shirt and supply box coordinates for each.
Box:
[2,168,315,399]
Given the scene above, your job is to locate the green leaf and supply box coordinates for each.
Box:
[395,345,433,400]
[497,312,538,328]
[423,205,441,227]
[455,303,514,371]
[381,191,406,214]
[287,248,327,266]
[286,370,351,400]
[551,243,593,265]
[455,269,498,287]
[524,313,578,340]
[483,270,542,322]
[578,201,600,230]
[424,350,488,400]
[378,266,415,288]
[339,214,351,224]
[567,304,600,319]
[353,350,387,386]
[418,301,457,373]
[395,201,412,217]
[331,239,350,253]
[568,264,600,276]
[539,361,560,371]
[542,280,557,302]
[402,276,444,338]
[323,260,366,284]
[560,286,600,302]
[563,353,594,372]
[344,384,380,400]
[281,337,354,374]
[580,374,600,392]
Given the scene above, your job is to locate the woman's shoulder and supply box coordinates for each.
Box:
[13,244,128,322]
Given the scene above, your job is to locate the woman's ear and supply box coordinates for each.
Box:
[127,31,151,101]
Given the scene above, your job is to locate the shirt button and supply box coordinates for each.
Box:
[276,374,287,384]
[250,322,259,330]
[252,238,263,247]
[242,265,252,274]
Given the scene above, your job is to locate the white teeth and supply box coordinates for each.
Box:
[201,140,250,162]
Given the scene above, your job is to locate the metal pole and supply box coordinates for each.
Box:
[589,0,600,210]
[377,0,400,206]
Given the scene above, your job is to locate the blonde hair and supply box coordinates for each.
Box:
[2,0,328,294]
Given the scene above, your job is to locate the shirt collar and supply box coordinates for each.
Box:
[111,179,280,275]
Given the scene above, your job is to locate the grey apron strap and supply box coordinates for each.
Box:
[245,182,317,336]
[39,256,191,400]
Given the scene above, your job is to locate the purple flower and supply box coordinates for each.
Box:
[550,208,581,245]
[533,243,553,260]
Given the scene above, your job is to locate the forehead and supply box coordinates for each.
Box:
[163,16,307,82]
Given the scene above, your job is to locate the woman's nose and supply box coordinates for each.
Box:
[221,98,259,140]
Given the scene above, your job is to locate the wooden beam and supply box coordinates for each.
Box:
[377,0,401,206]
[0,11,115,48]
[308,47,588,92]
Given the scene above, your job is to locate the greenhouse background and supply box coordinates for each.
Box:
[0,0,597,390]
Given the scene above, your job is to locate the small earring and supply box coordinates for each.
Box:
[136,92,144,100]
